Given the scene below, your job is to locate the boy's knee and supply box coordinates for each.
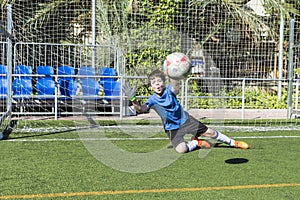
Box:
[202,128,217,138]
[175,142,188,153]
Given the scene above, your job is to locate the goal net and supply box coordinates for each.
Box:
[0,0,300,141]
[0,2,128,137]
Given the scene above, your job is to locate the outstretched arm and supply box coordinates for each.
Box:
[131,100,149,114]
[169,78,180,95]
[122,82,150,114]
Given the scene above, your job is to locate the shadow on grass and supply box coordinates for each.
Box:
[225,158,249,164]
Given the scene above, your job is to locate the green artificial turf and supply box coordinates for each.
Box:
[0,121,300,200]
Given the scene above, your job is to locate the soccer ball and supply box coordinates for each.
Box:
[162,52,192,80]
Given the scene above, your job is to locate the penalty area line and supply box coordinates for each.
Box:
[3,135,300,142]
[3,137,170,142]
[234,135,300,139]
[0,183,300,199]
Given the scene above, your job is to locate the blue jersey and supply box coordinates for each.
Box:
[145,85,188,130]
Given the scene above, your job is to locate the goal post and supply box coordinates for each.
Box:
[0,4,13,139]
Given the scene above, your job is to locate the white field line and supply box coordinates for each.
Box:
[3,135,300,142]
[13,125,300,133]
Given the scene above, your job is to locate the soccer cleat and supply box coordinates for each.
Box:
[191,136,211,149]
[234,141,249,149]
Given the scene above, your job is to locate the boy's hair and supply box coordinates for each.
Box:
[148,69,166,83]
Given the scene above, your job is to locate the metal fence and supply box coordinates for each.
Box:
[288,19,300,118]
[6,42,126,119]
[183,77,292,119]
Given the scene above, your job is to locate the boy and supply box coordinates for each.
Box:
[123,69,249,153]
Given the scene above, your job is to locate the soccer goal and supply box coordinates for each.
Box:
[0,4,128,137]
[1,1,300,140]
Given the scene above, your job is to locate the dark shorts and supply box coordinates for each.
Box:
[166,115,208,148]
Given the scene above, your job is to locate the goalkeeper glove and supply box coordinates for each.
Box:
[122,82,136,101]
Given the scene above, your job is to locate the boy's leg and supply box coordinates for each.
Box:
[175,140,210,153]
[182,115,249,149]
[201,128,249,149]
[167,130,190,153]
[175,141,197,153]
[167,127,210,154]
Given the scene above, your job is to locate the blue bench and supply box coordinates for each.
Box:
[36,66,55,100]
[58,65,77,100]
[12,65,32,99]
[0,65,7,99]
[99,67,120,100]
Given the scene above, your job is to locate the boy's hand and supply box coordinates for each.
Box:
[122,82,136,101]
[170,78,180,95]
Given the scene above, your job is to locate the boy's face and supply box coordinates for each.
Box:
[150,76,165,95]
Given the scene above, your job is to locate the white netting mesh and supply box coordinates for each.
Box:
[0,1,300,137]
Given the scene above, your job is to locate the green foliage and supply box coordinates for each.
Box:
[125,0,182,78]
[123,0,183,100]
[136,78,290,109]
[186,81,289,109]
[242,86,288,109]
[124,47,169,76]
[148,0,181,26]
[294,68,300,75]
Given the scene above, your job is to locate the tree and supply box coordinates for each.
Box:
[1,0,299,78]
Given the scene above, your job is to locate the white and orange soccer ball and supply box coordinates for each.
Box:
[162,52,192,80]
